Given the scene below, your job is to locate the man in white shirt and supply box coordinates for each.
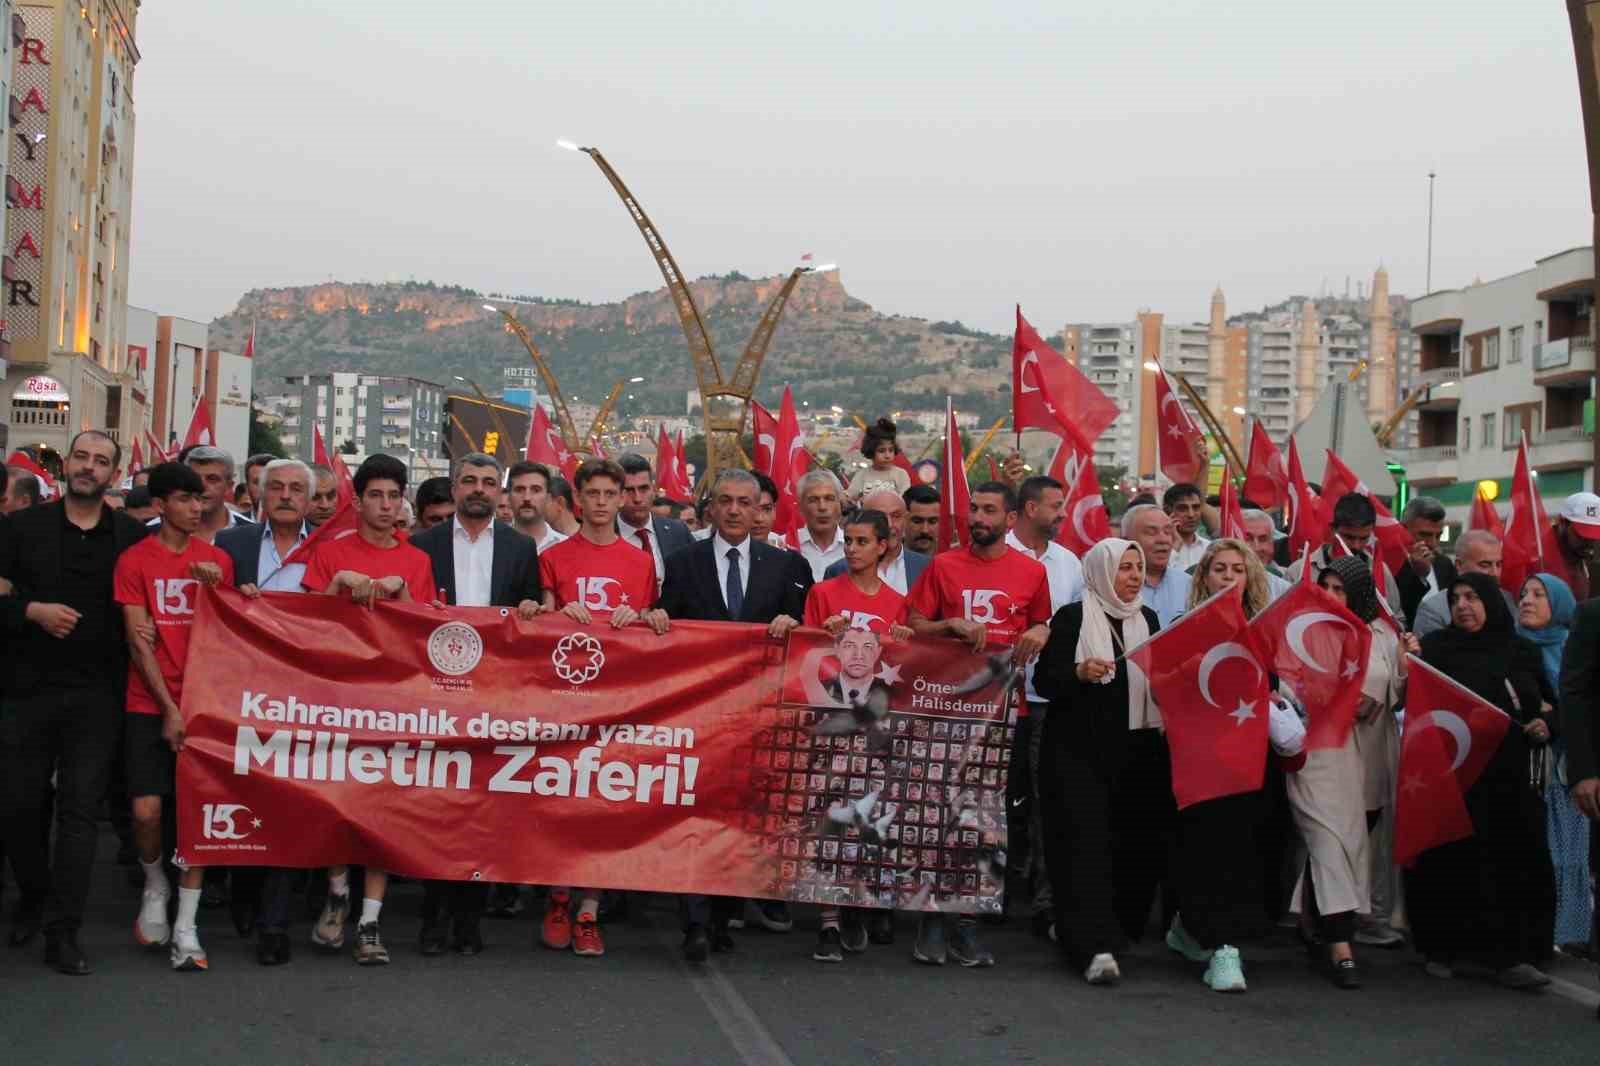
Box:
[793,469,846,581]
[506,460,568,554]
[1164,482,1209,573]
[1003,474,1083,934]
[822,488,930,593]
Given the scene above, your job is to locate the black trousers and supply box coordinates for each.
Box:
[421,880,488,925]
[0,682,123,931]
[679,894,738,931]
[1175,790,1268,950]
[1039,727,1175,970]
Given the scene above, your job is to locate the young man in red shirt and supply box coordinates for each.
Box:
[905,480,1052,969]
[116,462,234,972]
[536,459,670,958]
[301,453,433,965]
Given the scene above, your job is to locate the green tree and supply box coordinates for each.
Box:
[247,405,287,459]
[1097,464,1130,517]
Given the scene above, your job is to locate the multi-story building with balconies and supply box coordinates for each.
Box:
[1400,245,1594,520]
[279,373,448,480]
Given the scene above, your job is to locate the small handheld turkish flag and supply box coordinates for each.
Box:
[1054,447,1109,556]
[751,400,780,477]
[1246,578,1372,750]
[1504,436,1566,588]
[1284,437,1322,558]
[1393,655,1512,866]
[181,401,215,449]
[1241,419,1288,511]
[1218,474,1247,541]
[1319,449,1413,574]
[1128,588,1270,808]
[1154,366,1207,486]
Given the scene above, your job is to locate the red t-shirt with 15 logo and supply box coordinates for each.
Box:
[114,535,235,715]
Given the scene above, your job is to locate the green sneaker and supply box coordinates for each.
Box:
[1165,916,1212,963]
[1202,945,1247,992]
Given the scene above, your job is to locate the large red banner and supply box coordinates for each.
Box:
[176,590,1014,914]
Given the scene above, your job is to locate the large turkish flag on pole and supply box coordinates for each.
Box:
[1241,419,1288,511]
[1393,655,1512,866]
[1504,436,1567,587]
[1012,306,1118,457]
[182,399,216,449]
[1128,589,1270,808]
[751,401,779,477]
[1154,366,1207,486]
[1054,446,1109,556]
[1246,579,1372,750]
[1284,437,1322,558]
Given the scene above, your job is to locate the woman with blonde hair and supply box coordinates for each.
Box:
[1165,537,1283,993]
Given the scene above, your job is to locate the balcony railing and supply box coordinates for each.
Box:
[1537,425,1592,445]
[1414,365,1462,387]
[1392,445,1458,462]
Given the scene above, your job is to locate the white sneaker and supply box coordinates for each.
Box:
[170,927,208,971]
[135,886,171,947]
[1202,945,1247,992]
[1085,953,1121,985]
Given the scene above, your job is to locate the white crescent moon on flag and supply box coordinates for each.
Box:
[1071,495,1104,546]
[1160,390,1181,416]
[1284,612,1352,673]
[1019,351,1040,394]
[1418,710,1472,771]
[1197,642,1262,708]
[757,433,776,463]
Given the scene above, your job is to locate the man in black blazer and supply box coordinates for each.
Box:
[652,468,812,961]
[408,453,542,955]
[1394,496,1455,629]
[216,459,315,593]
[0,430,146,973]
[616,453,694,586]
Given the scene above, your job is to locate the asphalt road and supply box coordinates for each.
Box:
[2,835,1596,1066]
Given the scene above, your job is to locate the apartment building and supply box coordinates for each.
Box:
[280,373,448,479]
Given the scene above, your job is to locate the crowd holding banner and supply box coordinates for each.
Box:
[0,311,1597,1019]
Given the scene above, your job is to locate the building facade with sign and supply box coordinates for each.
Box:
[1400,245,1595,518]
[0,1,141,458]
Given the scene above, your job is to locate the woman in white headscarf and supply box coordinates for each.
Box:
[1035,538,1171,986]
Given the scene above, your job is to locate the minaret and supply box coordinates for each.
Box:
[1295,299,1320,423]
[1206,285,1227,412]
[1366,265,1394,421]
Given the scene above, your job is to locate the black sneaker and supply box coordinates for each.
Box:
[866,910,895,945]
[813,927,844,963]
[840,913,868,953]
[353,921,389,966]
[948,920,996,968]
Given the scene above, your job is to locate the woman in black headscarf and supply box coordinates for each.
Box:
[1412,571,1557,990]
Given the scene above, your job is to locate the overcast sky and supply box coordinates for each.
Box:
[128,1,1593,333]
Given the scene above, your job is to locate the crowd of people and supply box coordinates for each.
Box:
[0,426,1596,1019]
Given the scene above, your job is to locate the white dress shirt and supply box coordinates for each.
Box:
[878,549,909,595]
[453,517,495,607]
[618,515,665,589]
[256,522,310,593]
[534,526,568,554]
[1006,530,1085,704]
[1170,534,1210,573]
[795,524,846,582]
[713,532,753,613]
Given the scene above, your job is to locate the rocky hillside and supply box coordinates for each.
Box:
[212,273,1014,422]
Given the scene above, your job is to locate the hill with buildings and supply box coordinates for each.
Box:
[212,273,1015,423]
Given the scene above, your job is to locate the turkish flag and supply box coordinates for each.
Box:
[1284,437,1322,558]
[145,431,170,464]
[1505,437,1567,587]
[770,386,810,537]
[1246,579,1372,750]
[182,400,216,449]
[1128,589,1270,808]
[1469,484,1527,594]
[1218,473,1247,540]
[1393,655,1513,866]
[1012,306,1118,457]
[1054,450,1109,556]
[525,405,577,480]
[1241,420,1288,511]
[1320,450,1413,575]
[938,398,971,553]
[655,425,693,503]
[128,436,145,476]
[1045,437,1084,486]
[282,499,359,567]
[314,425,356,506]
[751,401,780,476]
[243,320,257,359]
[1468,484,1505,538]
[1154,366,1207,486]
[6,451,57,499]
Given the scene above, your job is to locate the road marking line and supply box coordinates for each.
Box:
[649,908,795,1066]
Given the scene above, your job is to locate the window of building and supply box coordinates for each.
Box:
[1535,319,1544,343]
[1483,331,1499,369]
[1508,325,1523,364]
[1482,413,1496,448]
[1462,417,1472,452]
[336,387,345,396]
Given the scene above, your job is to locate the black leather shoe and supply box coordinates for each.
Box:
[231,897,258,938]
[200,877,228,910]
[419,916,450,956]
[867,911,895,945]
[1328,957,1361,990]
[47,929,90,975]
[682,924,709,962]
[9,907,43,948]
[453,918,484,956]
[256,931,291,966]
[710,921,736,954]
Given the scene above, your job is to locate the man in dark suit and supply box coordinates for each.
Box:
[0,430,146,973]
[408,453,542,955]
[616,453,694,586]
[822,487,929,593]
[652,468,812,962]
[1394,496,1455,629]
[1558,597,1600,1019]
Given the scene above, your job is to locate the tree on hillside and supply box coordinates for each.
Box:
[248,405,287,459]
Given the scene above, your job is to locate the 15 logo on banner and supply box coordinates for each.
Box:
[201,803,257,840]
